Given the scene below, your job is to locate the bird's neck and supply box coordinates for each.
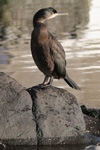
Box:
[33,21,48,42]
[33,21,47,32]
[33,18,45,27]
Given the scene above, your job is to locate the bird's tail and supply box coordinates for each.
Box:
[64,74,81,90]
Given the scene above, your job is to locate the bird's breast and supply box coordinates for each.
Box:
[31,30,54,76]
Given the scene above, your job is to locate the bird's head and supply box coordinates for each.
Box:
[33,7,68,27]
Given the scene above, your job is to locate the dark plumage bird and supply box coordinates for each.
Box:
[31,7,80,90]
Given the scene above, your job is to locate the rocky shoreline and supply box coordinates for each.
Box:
[0,72,100,146]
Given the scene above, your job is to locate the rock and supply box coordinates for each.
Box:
[81,105,100,137]
[81,105,100,118]
[27,86,86,145]
[84,115,100,137]
[0,72,100,146]
[0,72,37,145]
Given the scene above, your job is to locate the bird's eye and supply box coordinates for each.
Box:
[53,9,57,14]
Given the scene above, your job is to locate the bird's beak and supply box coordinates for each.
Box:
[56,13,69,16]
[49,12,68,20]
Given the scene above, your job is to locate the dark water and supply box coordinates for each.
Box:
[0,0,100,149]
[5,145,100,150]
[4,145,87,150]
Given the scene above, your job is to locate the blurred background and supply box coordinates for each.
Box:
[0,0,100,108]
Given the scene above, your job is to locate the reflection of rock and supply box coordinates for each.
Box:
[0,72,100,146]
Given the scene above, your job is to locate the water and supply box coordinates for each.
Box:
[0,0,100,106]
[5,145,100,150]
[2,145,88,150]
[0,0,100,149]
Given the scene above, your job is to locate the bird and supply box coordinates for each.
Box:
[31,7,80,90]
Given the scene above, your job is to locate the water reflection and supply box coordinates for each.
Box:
[0,0,89,40]
[0,46,13,65]
[0,0,100,108]
[7,145,86,150]
[4,144,100,150]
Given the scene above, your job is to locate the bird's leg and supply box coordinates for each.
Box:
[34,76,49,88]
[39,76,49,87]
[40,76,53,88]
[42,76,49,85]
[47,76,53,86]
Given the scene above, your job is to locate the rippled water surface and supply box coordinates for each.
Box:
[0,0,100,109]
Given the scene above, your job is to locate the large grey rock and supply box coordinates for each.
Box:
[0,72,37,145]
[1,72,100,146]
[28,86,86,145]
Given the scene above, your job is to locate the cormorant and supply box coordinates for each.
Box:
[31,7,80,90]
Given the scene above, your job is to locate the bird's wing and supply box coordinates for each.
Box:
[48,32,66,78]
[49,32,65,59]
